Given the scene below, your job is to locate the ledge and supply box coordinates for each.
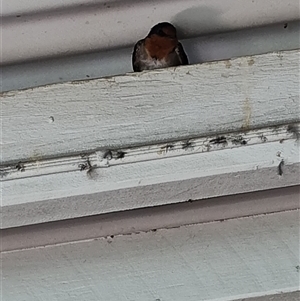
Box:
[1,49,300,228]
[2,50,299,163]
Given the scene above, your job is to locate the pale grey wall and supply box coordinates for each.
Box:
[2,0,299,64]
[1,21,299,92]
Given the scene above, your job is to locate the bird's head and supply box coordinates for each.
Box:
[148,22,177,40]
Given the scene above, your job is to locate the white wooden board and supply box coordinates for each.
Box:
[2,124,300,228]
[2,210,299,301]
[1,50,300,163]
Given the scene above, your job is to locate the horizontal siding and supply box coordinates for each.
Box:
[2,210,299,300]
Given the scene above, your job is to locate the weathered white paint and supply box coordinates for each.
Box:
[2,136,299,228]
[1,50,300,228]
[2,210,299,301]
[2,186,299,252]
[2,50,299,163]
[1,124,296,181]
[2,3,299,300]
[2,21,300,92]
[2,0,299,64]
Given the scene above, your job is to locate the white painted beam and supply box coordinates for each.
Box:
[2,0,299,64]
[1,50,299,163]
[2,211,299,301]
[1,49,300,228]
[2,125,300,228]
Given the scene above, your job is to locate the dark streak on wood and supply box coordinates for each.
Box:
[278,159,284,176]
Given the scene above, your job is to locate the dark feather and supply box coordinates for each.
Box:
[132,39,144,72]
[148,22,176,38]
[176,42,189,65]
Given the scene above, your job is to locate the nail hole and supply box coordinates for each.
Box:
[48,116,54,123]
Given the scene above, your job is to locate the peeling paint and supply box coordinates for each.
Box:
[277,53,284,60]
[225,60,232,68]
[248,58,255,66]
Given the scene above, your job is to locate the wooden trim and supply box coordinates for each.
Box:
[1,49,300,228]
[2,50,300,163]
[2,128,299,228]
[1,124,297,181]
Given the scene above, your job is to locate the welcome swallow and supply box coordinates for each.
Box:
[132,22,188,72]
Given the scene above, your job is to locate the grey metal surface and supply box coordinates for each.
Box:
[1,21,299,92]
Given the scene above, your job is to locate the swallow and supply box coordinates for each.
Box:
[132,22,188,72]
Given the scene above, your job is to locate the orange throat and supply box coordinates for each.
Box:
[145,35,178,60]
